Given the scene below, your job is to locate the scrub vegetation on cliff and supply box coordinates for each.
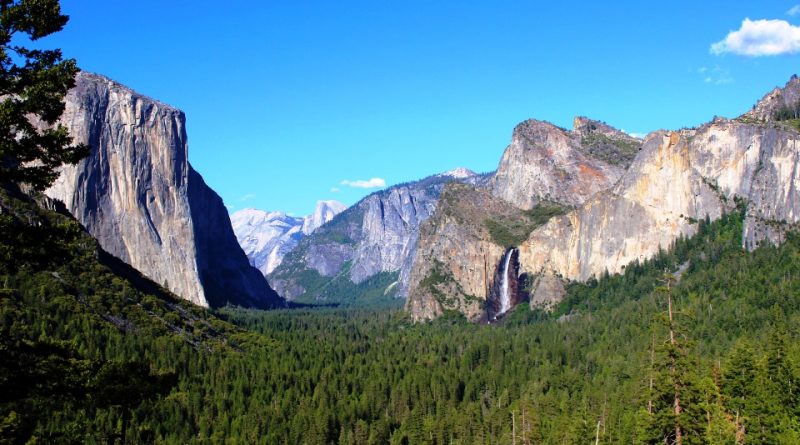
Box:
[484,202,567,248]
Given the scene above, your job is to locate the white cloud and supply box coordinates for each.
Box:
[711,18,800,56]
[340,177,386,189]
[239,193,256,202]
[789,5,800,16]
[330,187,340,193]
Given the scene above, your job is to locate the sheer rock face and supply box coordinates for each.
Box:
[405,184,520,321]
[519,108,800,285]
[349,185,436,284]
[407,76,800,322]
[269,170,482,301]
[46,72,281,308]
[406,120,630,321]
[490,119,626,210]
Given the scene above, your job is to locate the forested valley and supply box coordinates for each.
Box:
[3,183,799,444]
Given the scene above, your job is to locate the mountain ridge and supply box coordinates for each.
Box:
[231,200,346,275]
[406,75,800,321]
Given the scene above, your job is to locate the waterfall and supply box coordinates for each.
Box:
[497,248,515,317]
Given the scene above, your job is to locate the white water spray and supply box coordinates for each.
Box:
[497,248,515,317]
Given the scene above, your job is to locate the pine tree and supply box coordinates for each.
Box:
[0,0,87,190]
[639,274,706,444]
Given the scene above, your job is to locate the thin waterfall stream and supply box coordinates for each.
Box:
[496,248,515,318]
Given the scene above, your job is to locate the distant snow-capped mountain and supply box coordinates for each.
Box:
[231,200,346,275]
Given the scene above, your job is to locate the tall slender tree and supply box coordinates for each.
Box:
[640,274,706,444]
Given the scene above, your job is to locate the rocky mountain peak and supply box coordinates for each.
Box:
[302,200,347,235]
[231,200,345,276]
[744,74,800,122]
[490,118,625,209]
[572,116,638,140]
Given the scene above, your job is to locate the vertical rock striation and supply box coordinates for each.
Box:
[46,72,281,308]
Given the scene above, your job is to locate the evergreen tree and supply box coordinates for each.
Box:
[639,274,706,445]
[0,0,87,190]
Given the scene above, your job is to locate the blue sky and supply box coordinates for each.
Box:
[39,1,800,215]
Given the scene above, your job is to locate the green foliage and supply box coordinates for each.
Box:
[0,0,89,190]
[3,179,800,443]
[0,186,250,443]
[782,118,800,131]
[280,259,402,306]
[485,202,566,247]
[773,101,800,122]
[580,132,642,166]
[420,259,480,309]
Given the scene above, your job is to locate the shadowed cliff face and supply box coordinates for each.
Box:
[485,248,522,321]
[46,72,282,308]
[188,168,282,308]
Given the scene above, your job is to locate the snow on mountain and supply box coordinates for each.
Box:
[231,201,346,275]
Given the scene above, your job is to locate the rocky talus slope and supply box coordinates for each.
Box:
[46,72,281,308]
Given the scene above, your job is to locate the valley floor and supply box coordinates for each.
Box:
[2,190,800,444]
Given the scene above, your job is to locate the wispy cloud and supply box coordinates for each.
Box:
[239,193,256,202]
[330,187,340,193]
[711,18,800,56]
[789,5,800,16]
[696,65,733,85]
[340,178,386,189]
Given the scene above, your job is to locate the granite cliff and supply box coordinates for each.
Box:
[268,169,484,302]
[406,119,633,321]
[46,72,282,308]
[490,118,633,209]
[407,75,800,321]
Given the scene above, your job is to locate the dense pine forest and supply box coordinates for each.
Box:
[2,181,800,443]
[2,3,800,443]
